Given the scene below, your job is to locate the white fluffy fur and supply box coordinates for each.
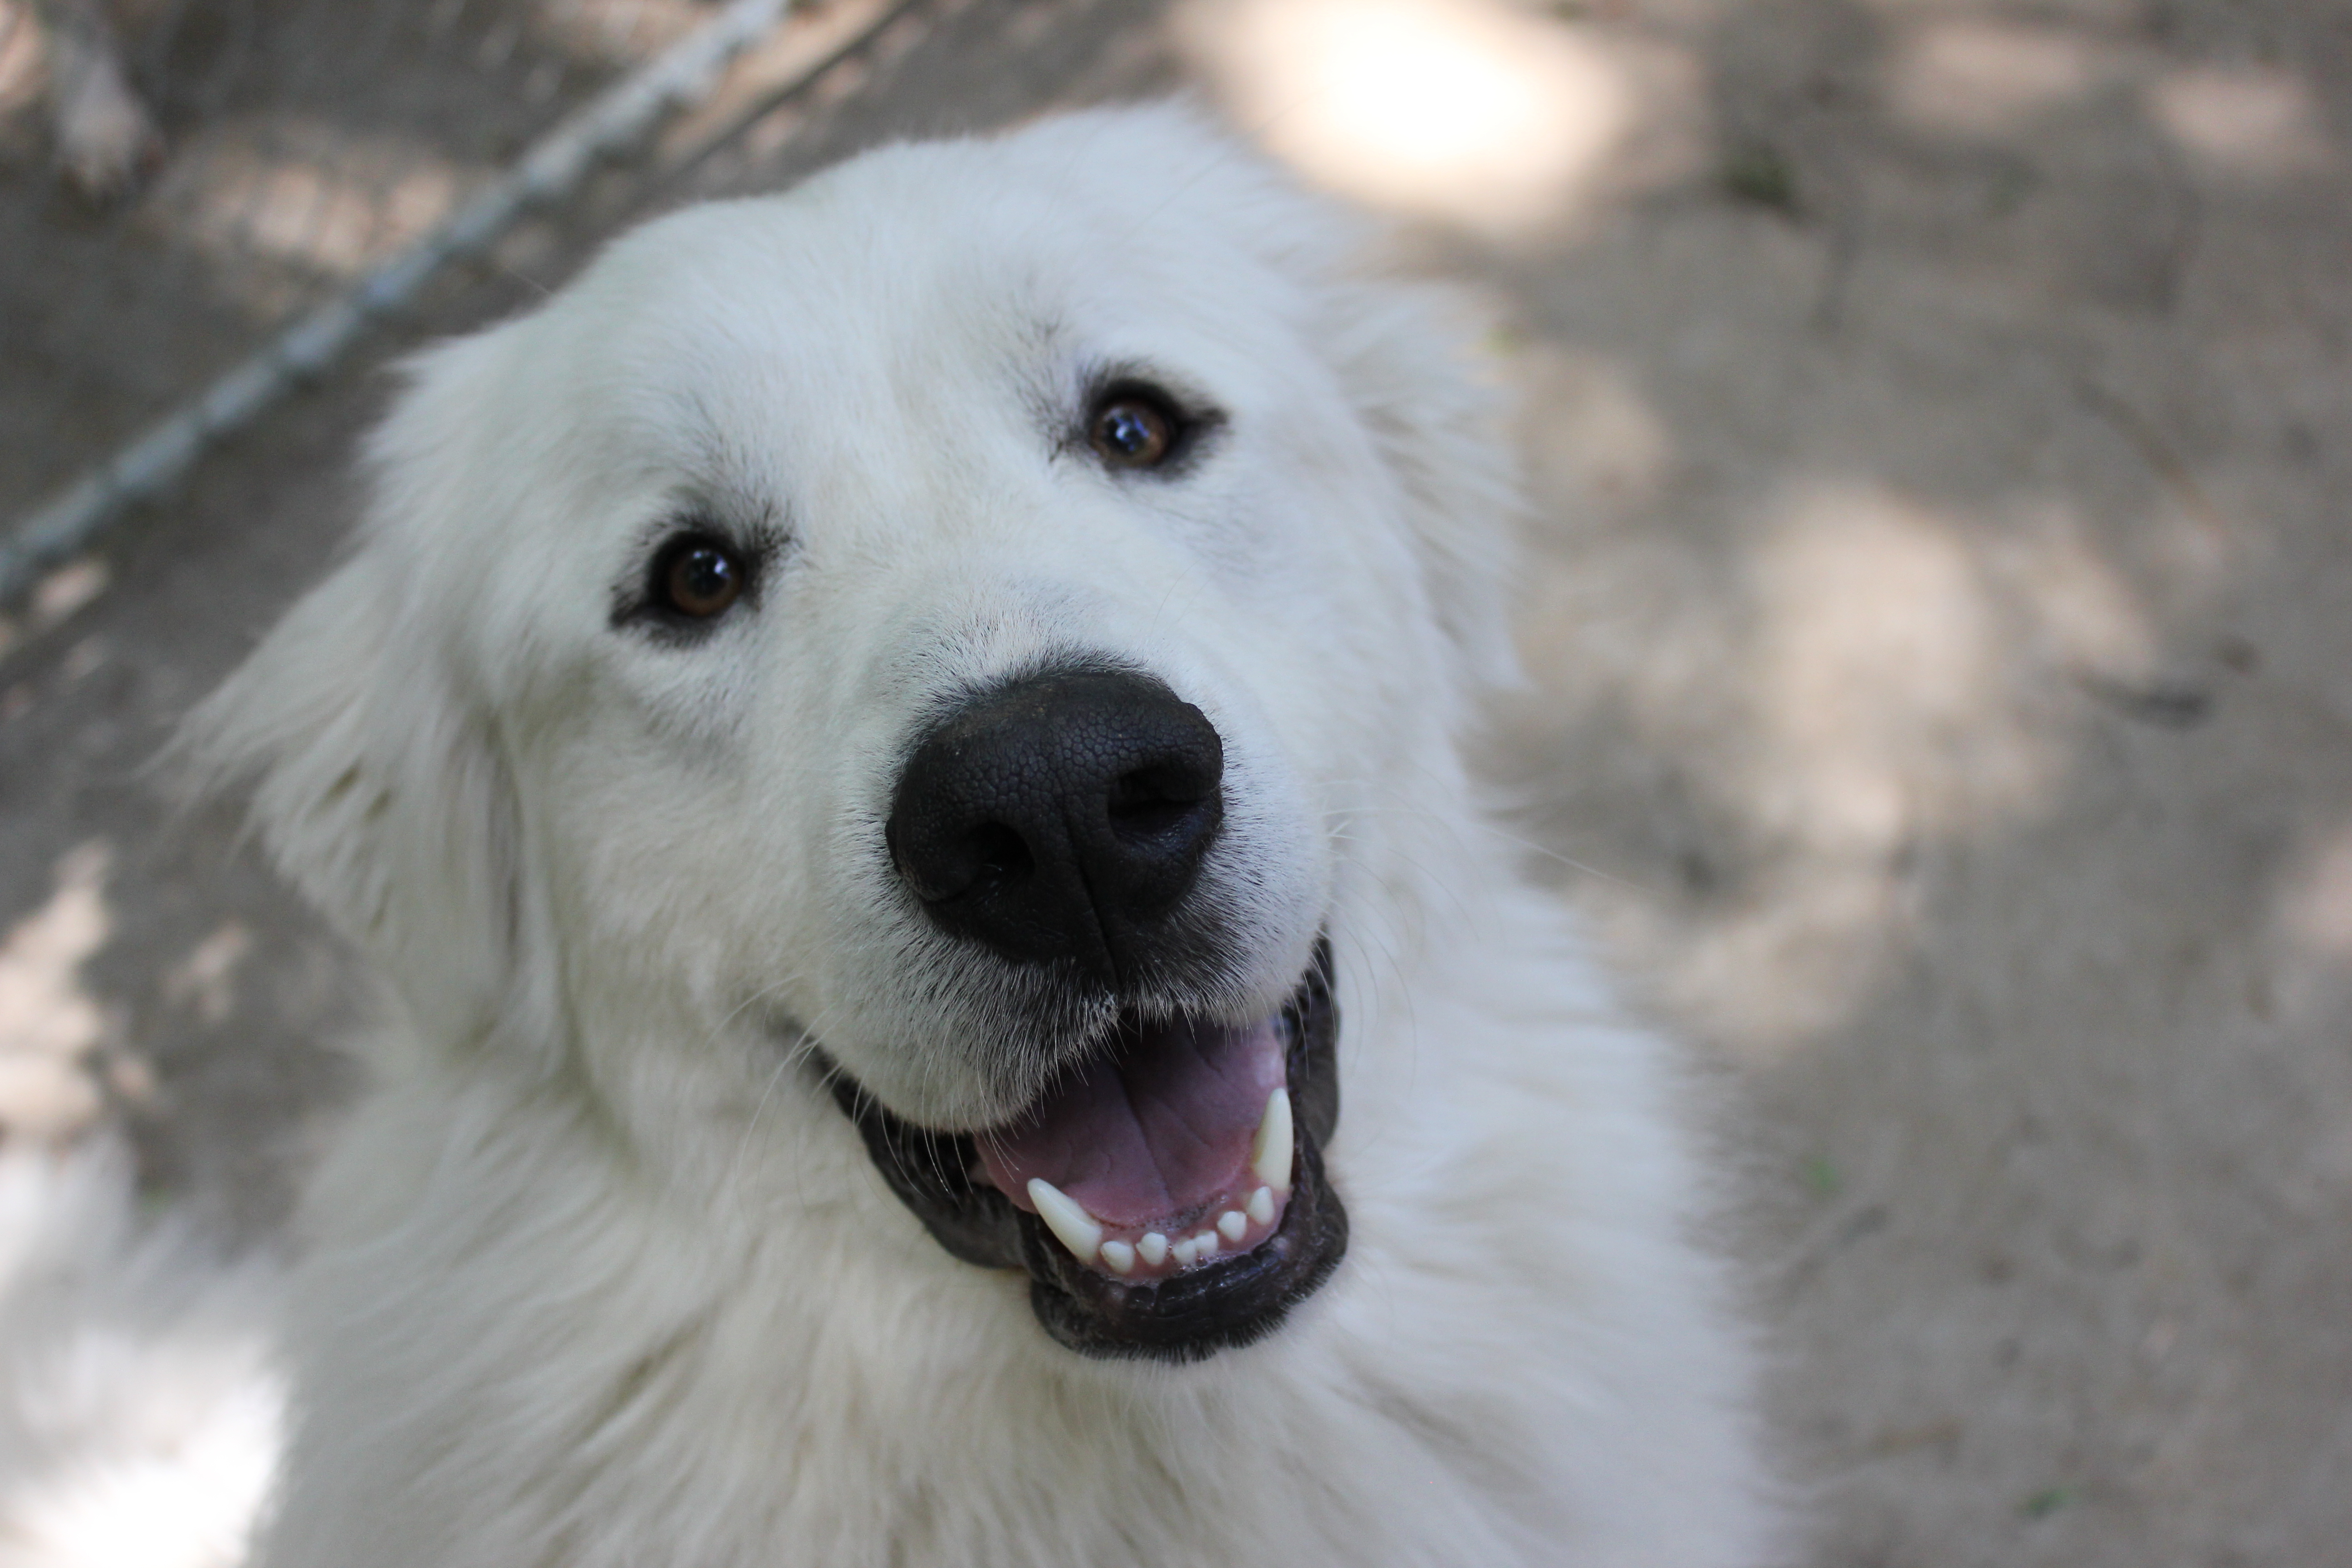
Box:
[182,107,1774,1566]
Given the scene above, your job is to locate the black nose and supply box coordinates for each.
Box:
[887,668,1225,985]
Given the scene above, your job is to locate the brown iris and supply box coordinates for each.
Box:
[1089,395,1176,470]
[657,538,744,618]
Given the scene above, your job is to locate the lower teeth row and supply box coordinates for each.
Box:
[1098,1186,1281,1274]
[1020,1088,1295,1275]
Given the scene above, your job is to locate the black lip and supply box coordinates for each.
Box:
[821,940,1345,1362]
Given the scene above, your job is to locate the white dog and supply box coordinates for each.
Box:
[183,107,1775,1567]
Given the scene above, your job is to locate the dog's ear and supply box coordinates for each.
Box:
[1315,280,1525,702]
[175,334,560,1056]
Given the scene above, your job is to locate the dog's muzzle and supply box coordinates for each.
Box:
[823,667,1348,1361]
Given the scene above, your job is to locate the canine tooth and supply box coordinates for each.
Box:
[1099,1239,1136,1275]
[1247,1186,1275,1225]
[1217,1209,1247,1242]
[1194,1230,1219,1257]
[1250,1088,1294,1190]
[1171,1237,1199,1267]
[1138,1232,1170,1267]
[1027,1178,1102,1264]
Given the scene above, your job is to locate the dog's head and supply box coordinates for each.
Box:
[183,107,1516,1360]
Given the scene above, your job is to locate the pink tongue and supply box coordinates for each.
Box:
[975,1015,1286,1229]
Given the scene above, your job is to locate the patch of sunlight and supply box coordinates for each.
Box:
[0,844,114,1141]
[143,117,476,308]
[1650,862,1907,1061]
[1975,500,2157,681]
[1173,0,1703,239]
[1994,510,2145,667]
[0,1140,284,1568]
[1887,19,2102,137]
[1749,484,2039,850]
[1510,347,1675,512]
[161,924,252,1031]
[1656,485,2158,1063]
[0,0,44,123]
[2283,826,2352,959]
[530,0,708,67]
[2270,822,2352,1032]
[0,562,110,668]
[2147,65,2333,178]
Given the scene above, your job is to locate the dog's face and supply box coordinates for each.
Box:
[186,109,1514,1361]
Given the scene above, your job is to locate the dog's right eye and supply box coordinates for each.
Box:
[1088,386,1188,471]
[1091,397,1174,469]
[651,535,745,619]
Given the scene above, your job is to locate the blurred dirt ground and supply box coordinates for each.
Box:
[2,0,2349,1564]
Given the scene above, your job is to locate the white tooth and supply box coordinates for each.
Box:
[1099,1239,1136,1275]
[1171,1237,1199,1267]
[1218,1209,1247,1242]
[1138,1232,1170,1267]
[1250,1088,1294,1191]
[1195,1230,1220,1258]
[1027,1178,1103,1264]
[1247,1186,1275,1225]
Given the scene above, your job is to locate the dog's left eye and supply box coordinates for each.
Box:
[1089,392,1177,470]
[652,536,745,619]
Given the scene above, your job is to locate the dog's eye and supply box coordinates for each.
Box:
[1089,394,1176,470]
[653,537,745,619]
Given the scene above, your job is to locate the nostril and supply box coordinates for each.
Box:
[1107,765,1216,845]
[960,823,1033,893]
[892,816,1036,904]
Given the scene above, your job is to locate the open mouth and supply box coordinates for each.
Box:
[823,941,1346,1361]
